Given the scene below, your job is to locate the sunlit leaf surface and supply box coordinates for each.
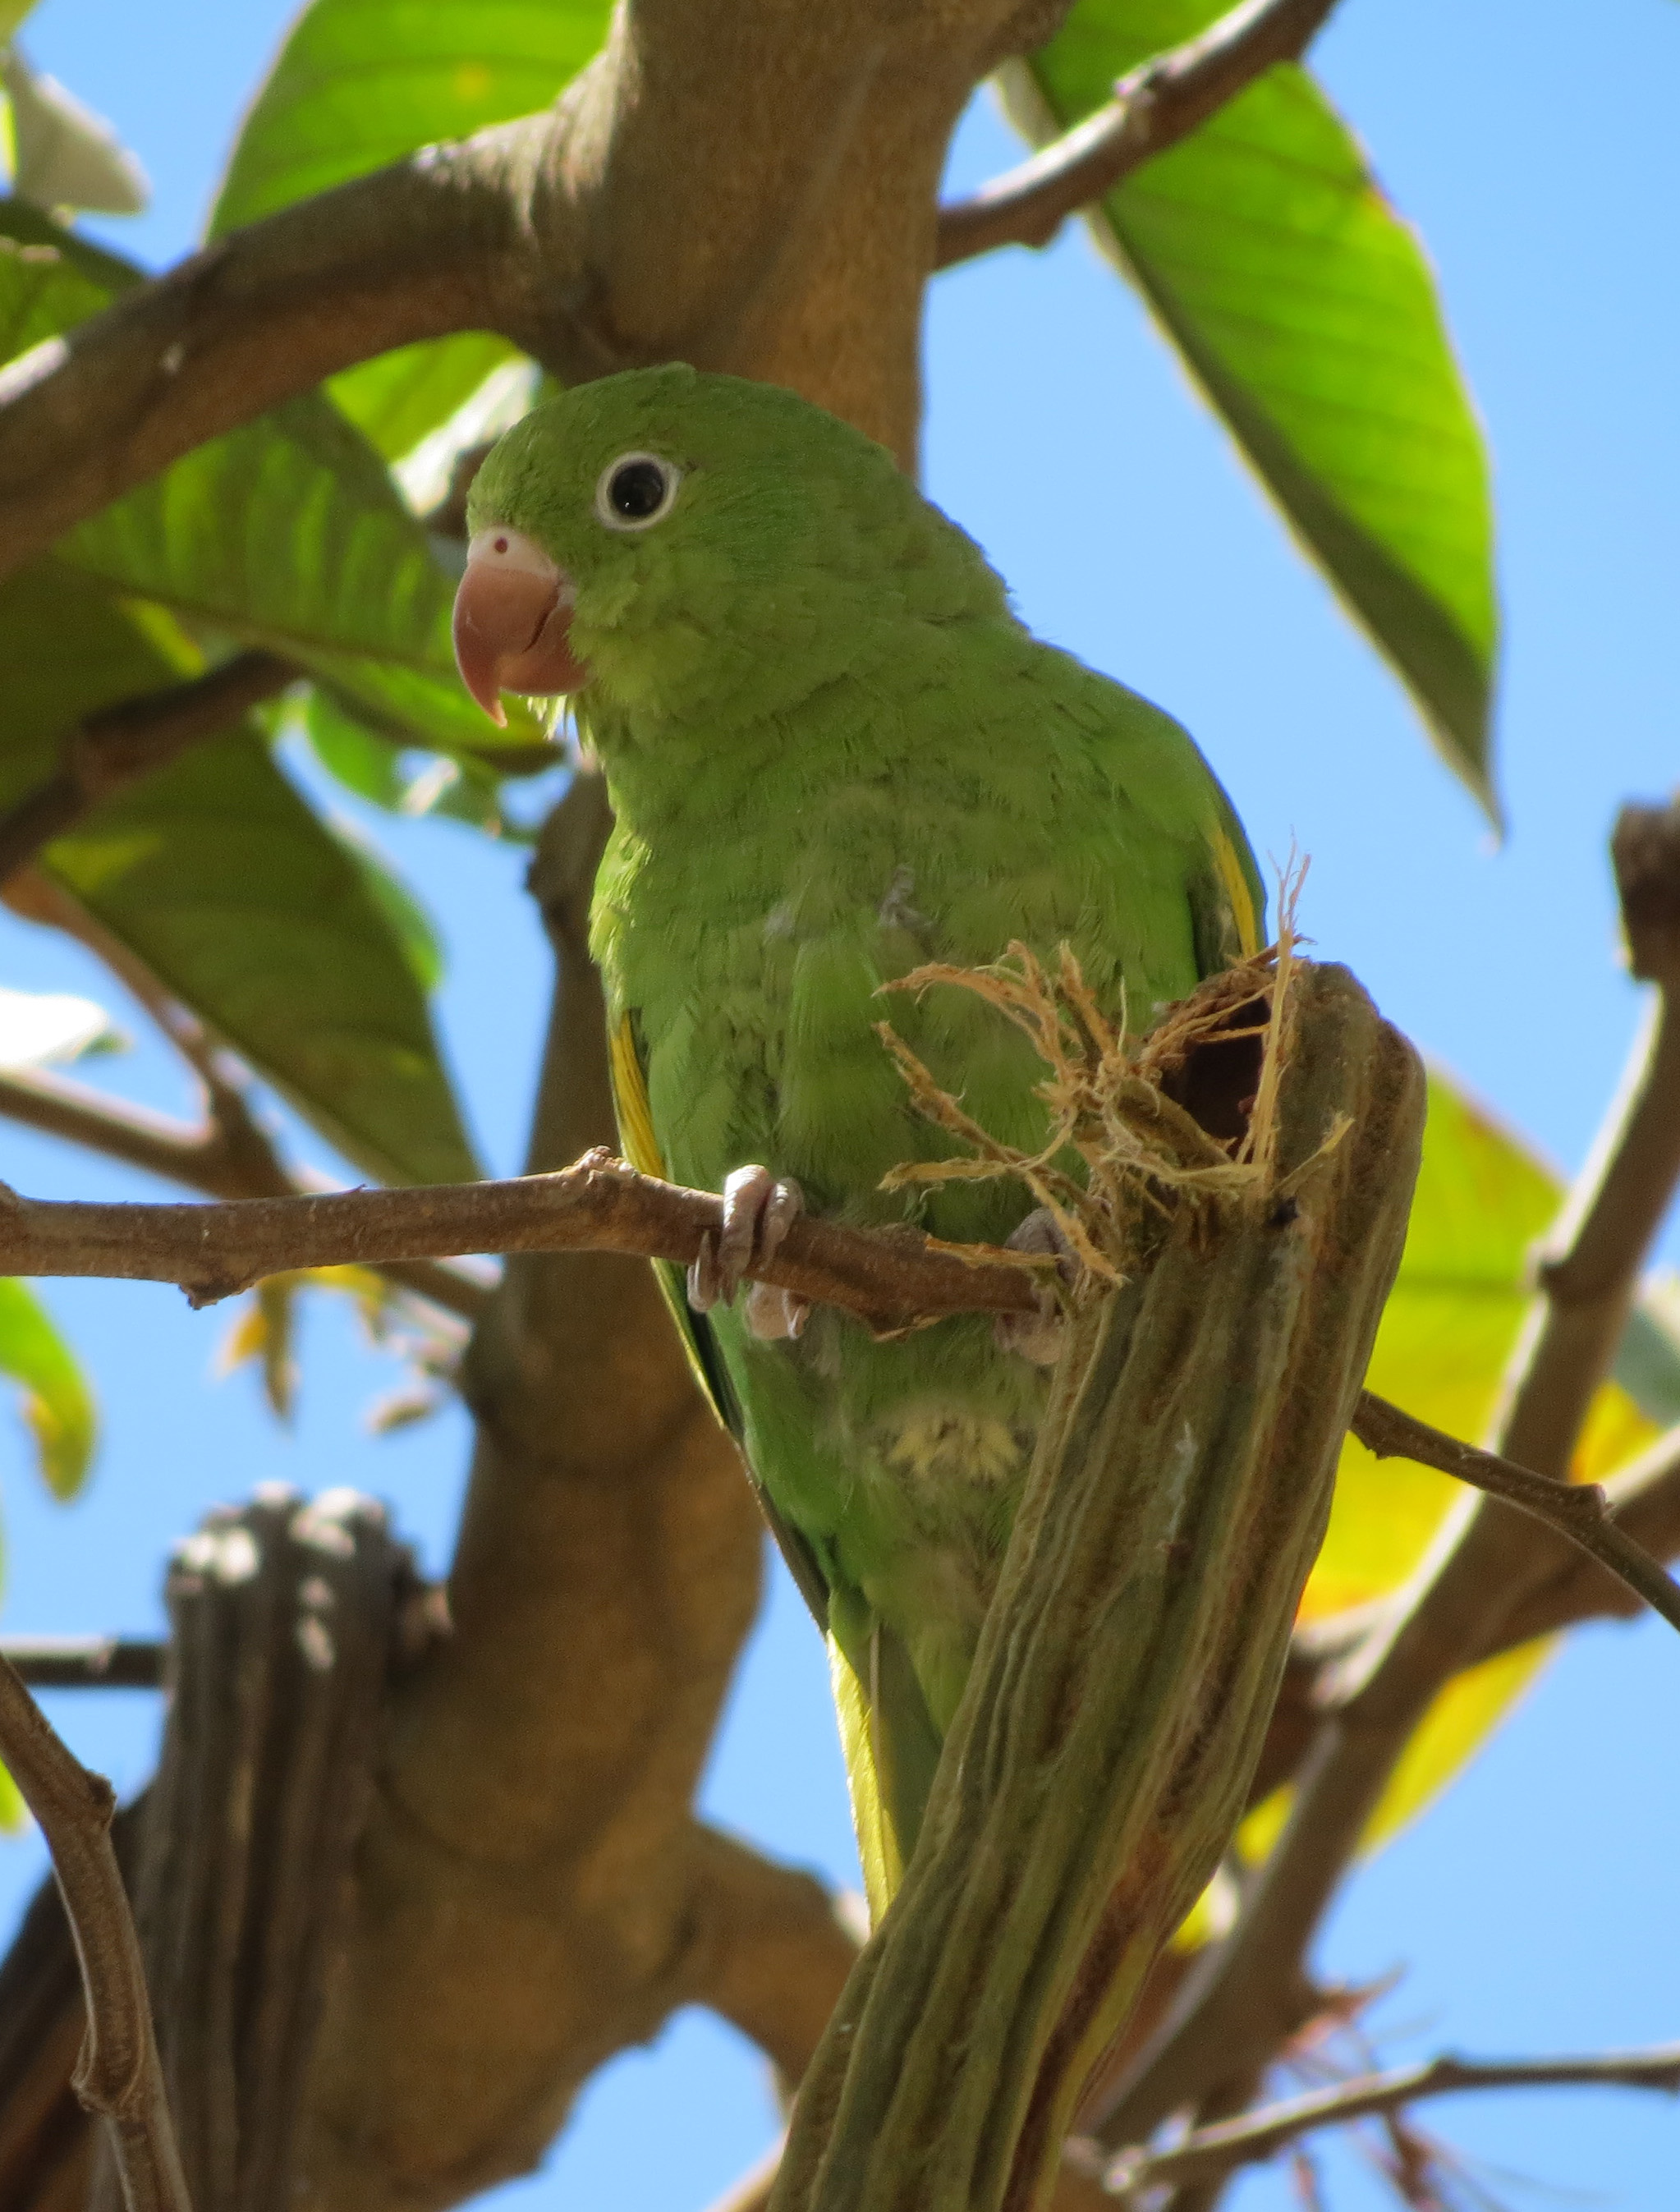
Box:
[1012,0,1499,806]
[0,1276,95,1499]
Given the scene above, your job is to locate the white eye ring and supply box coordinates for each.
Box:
[594,452,682,532]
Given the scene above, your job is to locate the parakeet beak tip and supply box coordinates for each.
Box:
[452,525,586,723]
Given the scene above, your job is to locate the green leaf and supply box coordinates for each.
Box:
[0,558,480,1187]
[51,726,480,1186]
[0,217,108,351]
[209,0,613,236]
[1012,2,1499,809]
[0,1276,96,1498]
[303,684,407,807]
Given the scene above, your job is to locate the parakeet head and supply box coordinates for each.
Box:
[453,365,1005,728]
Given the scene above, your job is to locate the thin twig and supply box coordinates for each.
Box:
[1100,2043,1680,2198]
[1492,1416,1680,1648]
[0,1145,1047,1329]
[0,1159,1040,1327]
[934,0,1343,270]
[0,652,295,890]
[0,1649,191,2210]
[1352,1390,1680,1638]
[0,1639,165,1691]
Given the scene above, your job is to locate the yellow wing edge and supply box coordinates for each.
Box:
[1213,823,1262,958]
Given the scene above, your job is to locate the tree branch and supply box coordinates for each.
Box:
[934,0,1343,270]
[1100,2043,1680,2199]
[1490,800,1680,1475]
[0,651,295,890]
[678,1825,862,2084]
[0,1062,489,1320]
[1490,1415,1680,1649]
[0,1146,1048,1329]
[0,1651,190,2212]
[1351,1390,1680,1639]
[0,1639,164,1691]
[0,0,1021,569]
[6,1145,1680,1645]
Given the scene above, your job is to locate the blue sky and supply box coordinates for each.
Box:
[2,2,1679,2208]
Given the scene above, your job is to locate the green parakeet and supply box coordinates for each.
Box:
[454,365,1263,1919]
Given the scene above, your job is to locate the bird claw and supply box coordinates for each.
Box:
[994,1207,1078,1367]
[688,1166,810,1341]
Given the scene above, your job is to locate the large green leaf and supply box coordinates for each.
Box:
[0,557,479,1186]
[210,0,613,235]
[0,1277,96,1499]
[53,731,478,1186]
[1012,2,1498,808]
[210,0,613,463]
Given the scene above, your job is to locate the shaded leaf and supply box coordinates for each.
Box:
[0,1276,96,1498]
[0,558,479,1186]
[304,685,406,807]
[49,727,480,1187]
[301,686,557,843]
[1011,2,1499,806]
[0,214,108,352]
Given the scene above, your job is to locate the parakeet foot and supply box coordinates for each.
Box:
[994,1208,1078,1367]
[688,1167,810,1339]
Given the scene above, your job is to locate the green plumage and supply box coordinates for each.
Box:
[469,365,1263,1915]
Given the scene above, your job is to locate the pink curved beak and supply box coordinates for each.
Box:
[452,532,588,725]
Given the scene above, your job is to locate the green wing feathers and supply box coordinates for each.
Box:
[608,1007,832,1625]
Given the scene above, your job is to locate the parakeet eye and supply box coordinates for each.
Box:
[596,452,681,532]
